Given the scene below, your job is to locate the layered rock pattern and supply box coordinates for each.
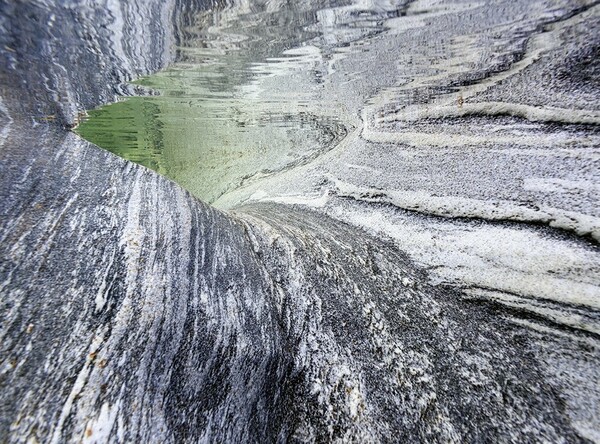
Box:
[0,0,598,442]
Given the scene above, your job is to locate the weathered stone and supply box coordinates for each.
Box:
[1,0,598,442]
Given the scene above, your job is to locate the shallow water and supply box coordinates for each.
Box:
[72,0,600,313]
[2,0,600,441]
[76,0,364,204]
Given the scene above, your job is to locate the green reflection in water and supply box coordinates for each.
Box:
[76,66,345,205]
[77,98,166,175]
[75,2,350,206]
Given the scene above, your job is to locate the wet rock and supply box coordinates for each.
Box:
[0,0,598,442]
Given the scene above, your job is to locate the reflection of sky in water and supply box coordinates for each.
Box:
[76,0,410,205]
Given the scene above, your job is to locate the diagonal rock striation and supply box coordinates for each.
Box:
[0,0,599,442]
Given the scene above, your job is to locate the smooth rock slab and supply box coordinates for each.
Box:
[0,0,599,442]
[0,124,295,442]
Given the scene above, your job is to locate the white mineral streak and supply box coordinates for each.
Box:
[49,333,106,443]
[81,401,120,444]
[331,178,600,240]
[1,0,599,442]
[105,0,132,74]
[211,1,600,338]
[0,97,13,146]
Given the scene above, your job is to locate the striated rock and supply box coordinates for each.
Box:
[0,123,294,442]
[0,0,598,442]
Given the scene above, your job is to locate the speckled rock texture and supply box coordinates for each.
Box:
[0,0,599,442]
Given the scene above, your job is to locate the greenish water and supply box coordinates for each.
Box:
[77,98,166,174]
[75,3,349,206]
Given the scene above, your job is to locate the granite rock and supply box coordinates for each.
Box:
[0,0,599,442]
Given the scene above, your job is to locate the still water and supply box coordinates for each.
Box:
[75,0,397,204]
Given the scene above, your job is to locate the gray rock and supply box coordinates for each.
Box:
[0,0,598,442]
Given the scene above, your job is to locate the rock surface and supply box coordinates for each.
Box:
[0,0,599,443]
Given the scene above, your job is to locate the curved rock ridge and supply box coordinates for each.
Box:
[1,0,599,443]
[0,0,196,127]
[209,0,600,334]
[237,203,600,442]
[1,123,294,442]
